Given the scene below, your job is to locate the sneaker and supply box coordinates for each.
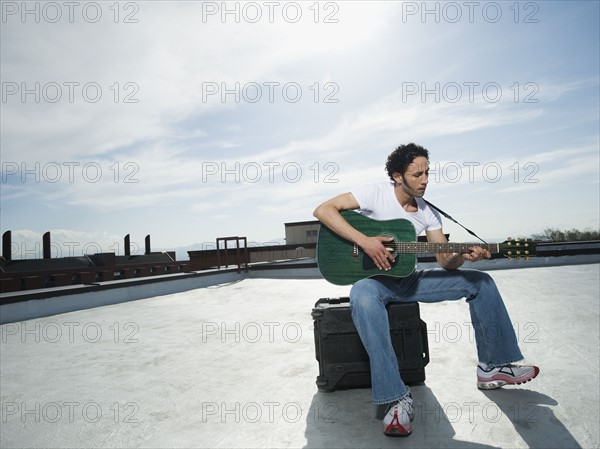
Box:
[382,393,414,437]
[477,363,540,390]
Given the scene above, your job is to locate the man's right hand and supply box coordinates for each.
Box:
[359,236,396,271]
[313,194,396,271]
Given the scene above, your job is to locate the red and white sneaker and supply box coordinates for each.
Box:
[477,364,540,389]
[382,393,414,437]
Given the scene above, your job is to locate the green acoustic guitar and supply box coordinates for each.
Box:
[317,210,536,285]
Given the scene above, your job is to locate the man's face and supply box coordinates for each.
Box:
[394,156,429,198]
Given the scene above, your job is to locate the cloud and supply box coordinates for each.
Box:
[498,143,600,193]
[0,1,396,163]
[1,78,560,216]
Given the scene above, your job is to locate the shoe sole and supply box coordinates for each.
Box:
[477,367,540,390]
[384,428,412,437]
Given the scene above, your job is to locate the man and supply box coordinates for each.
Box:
[313,143,539,437]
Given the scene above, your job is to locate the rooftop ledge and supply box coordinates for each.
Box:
[0,243,598,324]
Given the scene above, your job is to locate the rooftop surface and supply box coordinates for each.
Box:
[1,263,599,448]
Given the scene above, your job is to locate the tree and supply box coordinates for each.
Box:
[531,227,600,242]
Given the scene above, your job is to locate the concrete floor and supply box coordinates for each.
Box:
[1,263,598,448]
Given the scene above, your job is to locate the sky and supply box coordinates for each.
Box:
[1,0,599,260]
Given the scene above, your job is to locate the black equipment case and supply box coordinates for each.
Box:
[312,297,429,392]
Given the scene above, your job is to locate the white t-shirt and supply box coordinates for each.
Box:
[350,181,443,237]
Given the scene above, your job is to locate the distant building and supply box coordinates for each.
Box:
[284,220,321,245]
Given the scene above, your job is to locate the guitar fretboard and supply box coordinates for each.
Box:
[387,242,500,254]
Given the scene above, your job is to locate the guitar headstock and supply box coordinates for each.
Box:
[499,238,537,259]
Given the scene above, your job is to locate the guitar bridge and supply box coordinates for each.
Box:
[352,243,359,263]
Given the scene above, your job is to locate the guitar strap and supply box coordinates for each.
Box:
[423,199,488,244]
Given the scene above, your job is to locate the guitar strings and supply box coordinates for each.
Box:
[387,242,500,254]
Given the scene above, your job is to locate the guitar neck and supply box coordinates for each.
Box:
[390,242,500,254]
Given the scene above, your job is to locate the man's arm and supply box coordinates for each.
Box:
[425,228,491,270]
[313,193,396,271]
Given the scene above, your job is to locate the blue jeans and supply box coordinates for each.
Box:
[349,268,523,405]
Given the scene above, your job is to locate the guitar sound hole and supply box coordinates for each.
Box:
[362,254,399,271]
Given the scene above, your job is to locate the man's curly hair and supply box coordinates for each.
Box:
[385,143,429,181]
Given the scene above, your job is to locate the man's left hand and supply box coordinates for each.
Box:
[462,246,491,262]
